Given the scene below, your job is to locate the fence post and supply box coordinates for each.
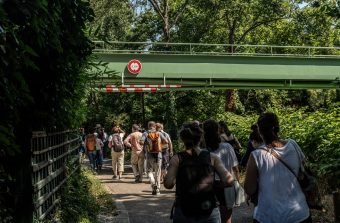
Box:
[271,46,273,55]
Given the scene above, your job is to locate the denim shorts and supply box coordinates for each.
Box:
[173,207,221,223]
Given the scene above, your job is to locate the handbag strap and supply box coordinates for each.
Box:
[258,147,298,179]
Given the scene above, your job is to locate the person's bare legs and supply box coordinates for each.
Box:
[226,208,232,223]
[219,206,232,223]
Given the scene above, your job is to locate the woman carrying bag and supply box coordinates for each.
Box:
[164,121,234,223]
[203,119,243,223]
[244,112,311,223]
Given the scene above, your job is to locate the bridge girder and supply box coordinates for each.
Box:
[93,53,340,90]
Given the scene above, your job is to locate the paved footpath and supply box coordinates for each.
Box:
[96,159,254,223]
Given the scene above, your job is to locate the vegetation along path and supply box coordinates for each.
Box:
[97,159,253,223]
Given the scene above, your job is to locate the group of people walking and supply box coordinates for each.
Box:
[82,121,173,195]
[81,112,312,223]
[164,113,312,223]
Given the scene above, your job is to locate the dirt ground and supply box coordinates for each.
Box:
[96,159,254,223]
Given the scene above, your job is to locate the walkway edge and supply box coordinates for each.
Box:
[104,183,131,223]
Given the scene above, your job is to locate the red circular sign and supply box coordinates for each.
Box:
[127,59,142,74]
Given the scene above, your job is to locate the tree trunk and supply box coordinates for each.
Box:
[165,91,177,139]
[163,0,171,46]
[225,89,236,112]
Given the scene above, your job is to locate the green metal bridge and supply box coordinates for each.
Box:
[92,41,340,92]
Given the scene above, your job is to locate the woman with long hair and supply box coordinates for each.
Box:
[244,112,311,223]
[164,121,234,223]
[240,124,263,167]
[218,121,242,162]
[204,119,240,223]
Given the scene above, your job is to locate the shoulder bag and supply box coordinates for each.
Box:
[260,147,323,210]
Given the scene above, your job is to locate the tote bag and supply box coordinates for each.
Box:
[224,180,246,209]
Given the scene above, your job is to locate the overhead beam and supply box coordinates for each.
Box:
[93,53,340,89]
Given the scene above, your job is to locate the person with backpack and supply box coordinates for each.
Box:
[85,132,96,170]
[124,124,144,183]
[109,126,125,180]
[219,121,242,162]
[203,119,240,223]
[155,122,173,183]
[140,121,168,195]
[164,121,234,223]
[244,112,311,223]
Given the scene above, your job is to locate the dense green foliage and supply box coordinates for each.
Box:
[58,168,116,223]
[88,0,133,40]
[0,0,94,222]
[59,169,99,223]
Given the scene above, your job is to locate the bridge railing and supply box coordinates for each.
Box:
[92,41,340,58]
[31,129,80,221]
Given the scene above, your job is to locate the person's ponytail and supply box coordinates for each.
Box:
[257,112,280,145]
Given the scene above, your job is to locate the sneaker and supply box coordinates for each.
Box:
[134,176,140,183]
[156,189,161,195]
[112,175,118,180]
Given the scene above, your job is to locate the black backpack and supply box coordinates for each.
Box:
[175,150,217,217]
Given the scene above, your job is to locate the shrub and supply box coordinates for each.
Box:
[59,168,99,223]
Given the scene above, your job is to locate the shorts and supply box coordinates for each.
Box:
[162,149,170,170]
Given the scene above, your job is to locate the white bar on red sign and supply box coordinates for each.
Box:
[106,84,181,88]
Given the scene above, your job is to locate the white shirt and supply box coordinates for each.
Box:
[251,139,309,223]
[212,142,238,174]
[95,138,103,150]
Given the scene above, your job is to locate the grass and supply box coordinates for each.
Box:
[83,168,117,217]
[50,167,117,223]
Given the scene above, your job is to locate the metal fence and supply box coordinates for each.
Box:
[92,41,340,58]
[31,129,80,221]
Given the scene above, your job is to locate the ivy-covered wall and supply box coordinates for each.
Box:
[0,0,93,222]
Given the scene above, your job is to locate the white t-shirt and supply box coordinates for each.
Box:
[95,138,103,150]
[251,139,309,223]
[212,142,238,177]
